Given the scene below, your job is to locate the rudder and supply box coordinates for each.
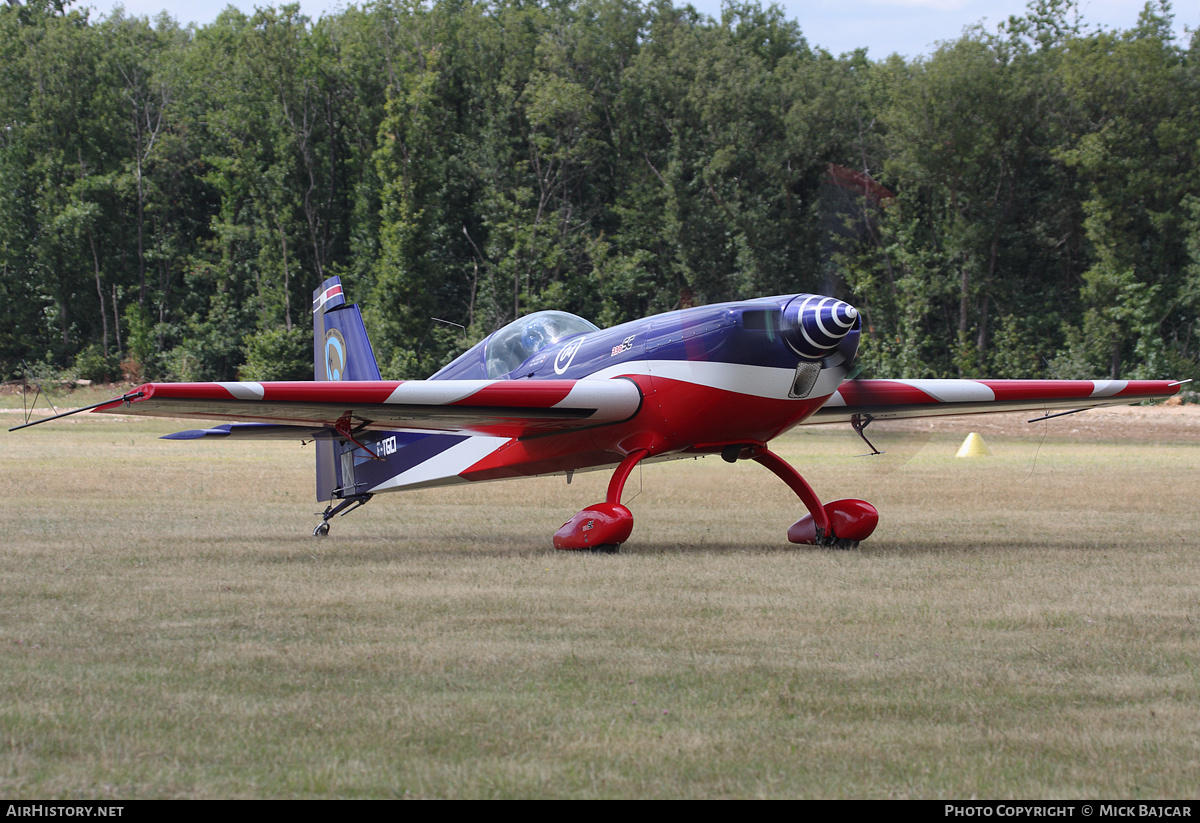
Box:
[313,276,382,502]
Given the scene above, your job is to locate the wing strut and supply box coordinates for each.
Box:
[334,414,383,460]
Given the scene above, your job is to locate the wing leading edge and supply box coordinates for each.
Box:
[94,378,643,439]
[809,378,1182,424]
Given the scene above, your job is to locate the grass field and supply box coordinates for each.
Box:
[2,403,1198,798]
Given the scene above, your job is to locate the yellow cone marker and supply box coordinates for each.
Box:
[956,432,991,457]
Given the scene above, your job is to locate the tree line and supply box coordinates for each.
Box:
[1,0,1197,386]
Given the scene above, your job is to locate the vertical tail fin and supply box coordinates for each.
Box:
[313,276,382,382]
[313,276,382,501]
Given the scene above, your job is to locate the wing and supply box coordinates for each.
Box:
[808,379,1182,424]
[91,379,643,439]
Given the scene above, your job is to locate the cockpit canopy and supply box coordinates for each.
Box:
[484,311,598,378]
[431,310,599,380]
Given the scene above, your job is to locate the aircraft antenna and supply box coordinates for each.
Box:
[432,317,467,346]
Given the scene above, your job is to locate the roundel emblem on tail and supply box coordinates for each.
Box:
[324,328,347,381]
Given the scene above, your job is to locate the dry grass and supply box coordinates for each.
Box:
[2,408,1198,798]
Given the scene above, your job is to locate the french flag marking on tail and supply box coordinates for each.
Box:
[312,282,345,313]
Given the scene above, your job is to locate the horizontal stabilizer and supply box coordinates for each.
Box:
[162,423,334,441]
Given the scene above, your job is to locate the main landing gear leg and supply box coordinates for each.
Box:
[313,493,373,537]
[751,447,878,549]
[553,449,648,553]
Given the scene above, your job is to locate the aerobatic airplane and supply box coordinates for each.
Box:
[12,276,1184,551]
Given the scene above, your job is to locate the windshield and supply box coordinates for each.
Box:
[484,311,598,378]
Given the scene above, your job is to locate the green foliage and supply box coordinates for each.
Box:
[122,302,159,379]
[239,327,312,381]
[71,342,120,383]
[0,0,1196,383]
[163,322,243,383]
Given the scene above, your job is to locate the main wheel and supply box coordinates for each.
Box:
[313,522,330,537]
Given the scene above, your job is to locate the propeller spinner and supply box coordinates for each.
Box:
[781,295,861,362]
